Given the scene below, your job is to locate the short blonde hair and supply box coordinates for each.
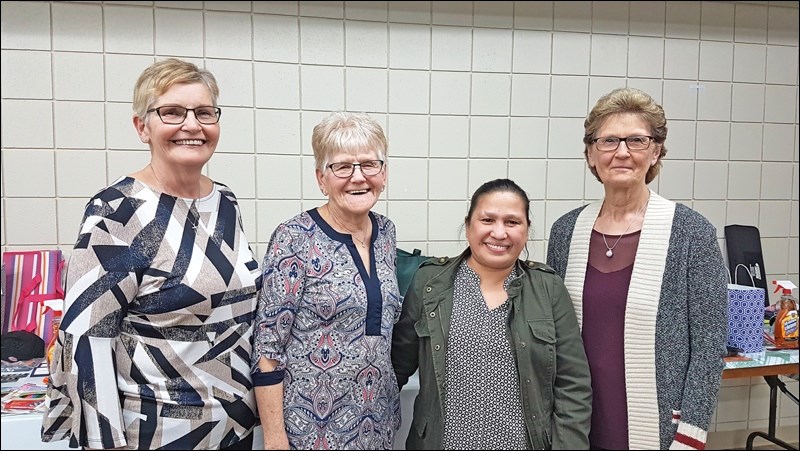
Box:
[583,87,668,184]
[132,58,219,121]
[311,112,388,171]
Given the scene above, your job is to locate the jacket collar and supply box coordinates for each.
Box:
[423,248,528,307]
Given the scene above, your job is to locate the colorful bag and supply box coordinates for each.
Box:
[727,264,765,354]
[1,250,65,346]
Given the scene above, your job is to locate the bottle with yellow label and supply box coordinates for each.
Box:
[772,280,798,348]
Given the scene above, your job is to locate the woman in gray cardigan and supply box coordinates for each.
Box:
[546,88,727,450]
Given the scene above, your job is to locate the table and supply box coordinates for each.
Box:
[723,349,799,450]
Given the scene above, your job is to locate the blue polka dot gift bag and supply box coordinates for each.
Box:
[727,264,766,354]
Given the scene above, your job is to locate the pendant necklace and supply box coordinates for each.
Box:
[601,198,648,258]
[150,164,199,230]
[327,206,368,249]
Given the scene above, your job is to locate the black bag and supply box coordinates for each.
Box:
[724,225,768,306]
[1,330,45,362]
[396,248,430,298]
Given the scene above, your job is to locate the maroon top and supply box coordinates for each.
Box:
[583,229,641,450]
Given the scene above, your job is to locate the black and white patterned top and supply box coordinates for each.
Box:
[442,261,529,450]
[41,177,260,450]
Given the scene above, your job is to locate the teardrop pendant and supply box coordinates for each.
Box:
[606,249,613,258]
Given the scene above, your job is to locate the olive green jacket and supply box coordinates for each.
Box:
[391,250,592,450]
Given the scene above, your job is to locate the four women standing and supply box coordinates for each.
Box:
[40,56,729,450]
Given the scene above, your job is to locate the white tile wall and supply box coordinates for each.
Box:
[387,114,428,157]
[2,1,798,442]
[1,50,52,99]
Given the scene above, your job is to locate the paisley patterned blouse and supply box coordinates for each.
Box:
[252,209,402,450]
[41,177,260,450]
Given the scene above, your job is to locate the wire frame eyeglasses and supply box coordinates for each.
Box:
[327,160,385,178]
[591,135,655,152]
[147,106,222,125]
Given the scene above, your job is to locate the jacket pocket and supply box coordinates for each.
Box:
[527,319,557,405]
[527,319,556,344]
[411,414,428,438]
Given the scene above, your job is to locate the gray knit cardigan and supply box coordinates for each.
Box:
[546,190,728,450]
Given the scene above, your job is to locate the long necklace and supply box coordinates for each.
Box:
[600,198,648,258]
[150,164,199,230]
[327,205,369,249]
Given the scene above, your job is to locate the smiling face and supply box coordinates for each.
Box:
[316,148,387,219]
[466,190,529,274]
[587,113,661,189]
[133,82,219,172]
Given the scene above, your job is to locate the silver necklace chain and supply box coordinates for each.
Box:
[327,206,368,249]
[600,199,648,258]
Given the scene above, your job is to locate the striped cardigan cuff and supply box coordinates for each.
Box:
[669,422,707,450]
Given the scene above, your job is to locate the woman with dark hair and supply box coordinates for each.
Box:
[392,178,591,450]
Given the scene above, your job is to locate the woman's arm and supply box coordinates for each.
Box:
[549,275,592,449]
[670,218,728,449]
[391,271,422,389]
[251,223,306,448]
[254,357,290,450]
[43,193,143,449]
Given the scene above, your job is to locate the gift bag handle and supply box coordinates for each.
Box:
[11,258,65,333]
[727,263,756,286]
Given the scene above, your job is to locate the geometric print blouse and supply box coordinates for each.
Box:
[41,177,260,450]
[252,209,402,450]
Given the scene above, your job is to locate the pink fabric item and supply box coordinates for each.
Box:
[2,250,64,345]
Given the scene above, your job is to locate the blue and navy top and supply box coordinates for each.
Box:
[251,209,402,450]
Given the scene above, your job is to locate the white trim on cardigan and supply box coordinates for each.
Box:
[563,189,675,450]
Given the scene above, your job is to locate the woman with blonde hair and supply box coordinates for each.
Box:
[41,58,259,450]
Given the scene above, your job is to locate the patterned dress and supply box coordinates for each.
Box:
[41,177,260,450]
[252,209,402,450]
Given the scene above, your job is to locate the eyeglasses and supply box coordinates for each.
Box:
[147,106,222,125]
[591,135,655,152]
[327,160,384,178]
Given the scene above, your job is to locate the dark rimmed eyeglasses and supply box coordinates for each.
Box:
[327,160,385,178]
[591,135,655,152]
[147,106,222,125]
